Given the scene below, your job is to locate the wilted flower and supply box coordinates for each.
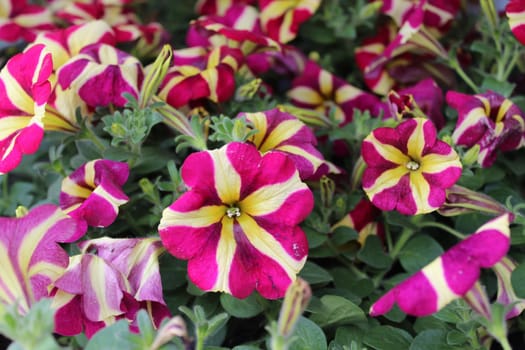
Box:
[59,159,129,227]
[448,90,525,167]
[52,237,170,338]
[0,44,53,174]
[370,214,511,317]
[57,43,144,108]
[362,117,462,215]
[159,142,313,299]
[259,0,321,43]
[240,108,340,180]
[493,257,525,319]
[0,204,86,314]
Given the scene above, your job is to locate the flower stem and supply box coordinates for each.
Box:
[419,221,467,239]
[389,228,413,259]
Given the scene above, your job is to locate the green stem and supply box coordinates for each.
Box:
[81,124,106,151]
[497,337,512,350]
[324,238,355,270]
[451,58,480,93]
[389,228,413,259]
[419,221,467,240]
[195,327,206,350]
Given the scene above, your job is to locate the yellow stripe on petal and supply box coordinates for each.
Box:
[287,86,323,105]
[159,205,225,229]
[365,134,409,165]
[279,11,295,43]
[88,256,123,320]
[237,215,306,279]
[422,257,460,310]
[211,218,237,294]
[277,144,325,171]
[364,165,408,197]
[0,116,32,140]
[240,174,306,217]
[245,112,268,148]
[335,85,361,104]
[84,161,96,188]
[201,69,219,102]
[419,153,461,174]
[406,119,426,159]
[408,171,433,213]
[495,99,513,123]
[318,70,333,98]
[27,261,66,284]
[2,70,34,113]
[451,107,487,143]
[61,177,92,198]
[0,242,27,310]
[211,148,241,204]
[259,119,303,151]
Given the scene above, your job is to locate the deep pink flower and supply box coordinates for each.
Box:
[332,198,384,246]
[0,44,53,174]
[52,238,170,338]
[0,204,86,314]
[159,142,313,299]
[362,118,462,215]
[57,43,144,108]
[59,159,129,227]
[506,0,525,45]
[448,90,525,167]
[0,0,55,43]
[370,214,511,316]
[239,108,340,180]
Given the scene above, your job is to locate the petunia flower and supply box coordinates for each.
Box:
[361,117,462,215]
[57,43,144,109]
[0,44,53,174]
[288,60,387,125]
[51,238,170,338]
[332,198,384,246]
[195,0,256,16]
[59,159,129,227]
[158,46,243,108]
[448,90,525,167]
[0,204,86,314]
[506,0,525,46]
[239,108,340,180]
[493,256,525,319]
[159,142,313,299]
[259,0,321,43]
[370,214,511,317]
[0,0,55,43]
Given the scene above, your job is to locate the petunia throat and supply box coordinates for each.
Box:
[405,160,420,171]
[226,206,241,218]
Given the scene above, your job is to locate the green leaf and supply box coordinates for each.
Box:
[399,235,443,273]
[220,293,264,318]
[446,330,468,346]
[289,317,327,350]
[409,330,462,350]
[331,226,358,245]
[309,295,366,328]
[85,320,140,350]
[75,139,102,160]
[511,261,525,298]
[363,326,413,350]
[299,261,333,285]
[137,310,155,345]
[357,236,393,269]
[480,76,515,97]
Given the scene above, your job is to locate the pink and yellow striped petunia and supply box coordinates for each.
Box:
[59,159,129,227]
[370,214,511,317]
[259,0,321,43]
[332,198,383,246]
[0,44,53,174]
[195,0,256,16]
[362,118,462,215]
[240,108,340,180]
[506,0,525,46]
[57,43,144,108]
[448,90,525,168]
[159,142,313,299]
[0,0,55,43]
[0,204,86,315]
[158,46,243,108]
[52,237,170,338]
[288,60,387,125]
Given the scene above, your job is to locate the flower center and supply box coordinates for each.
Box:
[406,160,420,171]
[226,206,241,218]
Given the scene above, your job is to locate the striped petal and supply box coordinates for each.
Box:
[370,214,511,317]
[507,0,525,45]
[0,1,54,43]
[0,44,53,174]
[493,257,525,319]
[362,118,462,215]
[57,43,144,108]
[332,198,383,246]
[159,142,313,299]
[59,159,130,227]
[259,0,321,43]
[448,90,525,167]
[241,108,340,180]
[0,204,86,315]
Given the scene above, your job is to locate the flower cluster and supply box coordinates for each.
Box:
[2,0,525,348]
